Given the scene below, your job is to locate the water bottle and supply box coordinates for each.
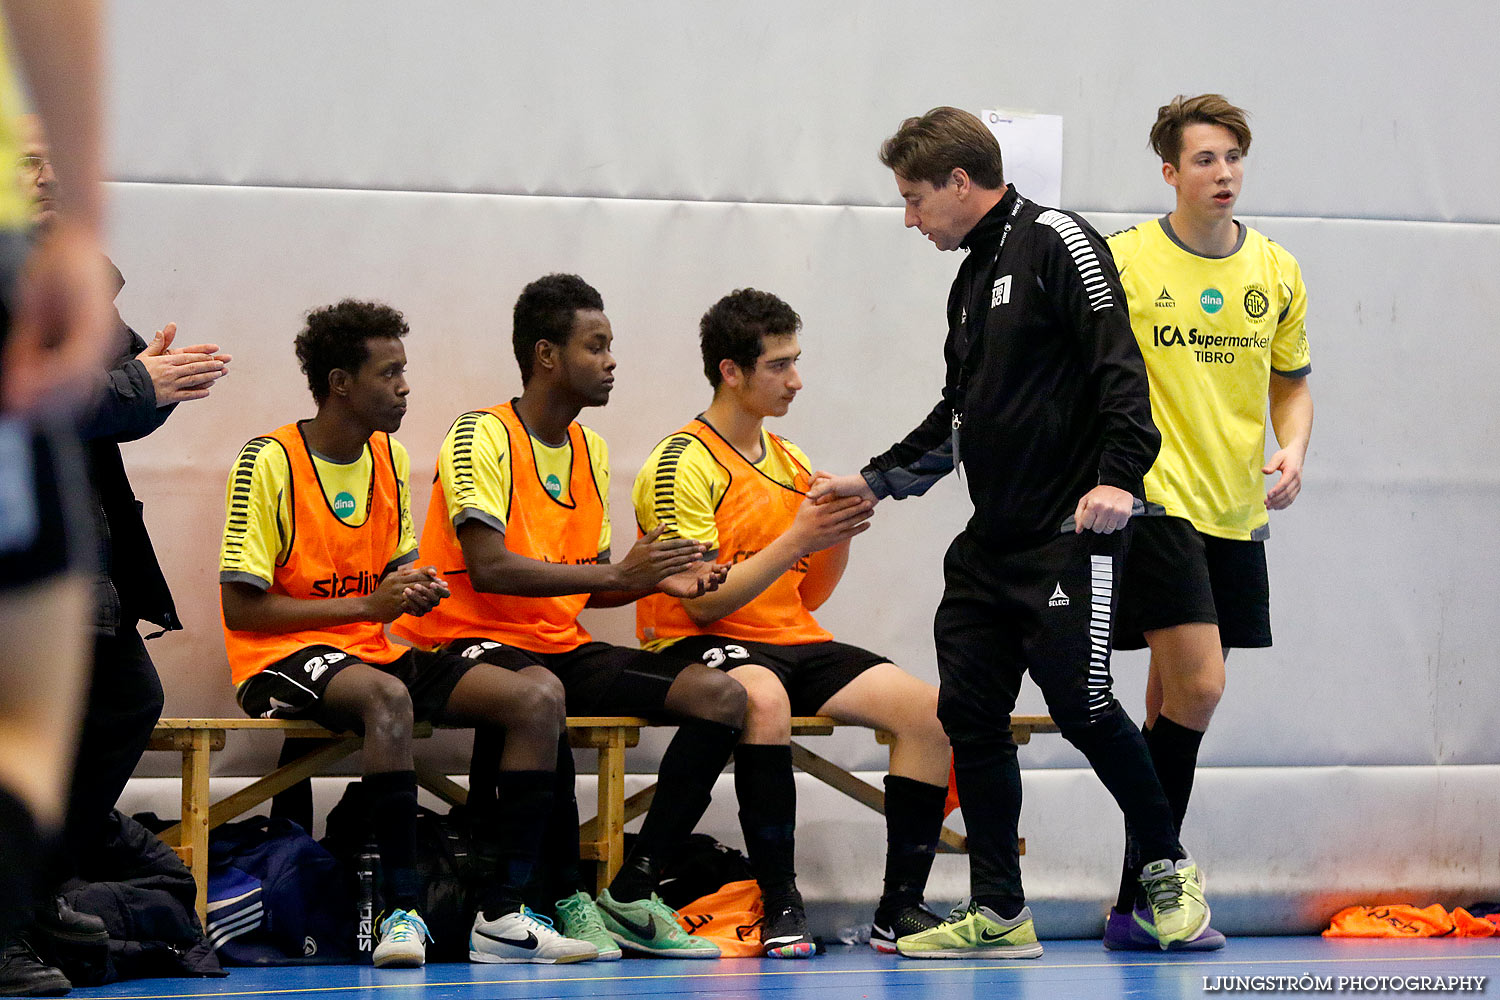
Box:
[355,846,379,958]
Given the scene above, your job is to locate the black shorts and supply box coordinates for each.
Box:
[443,638,683,716]
[1113,515,1271,650]
[0,417,92,593]
[236,646,475,727]
[651,636,887,716]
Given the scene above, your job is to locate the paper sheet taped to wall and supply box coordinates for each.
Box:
[979,109,1063,207]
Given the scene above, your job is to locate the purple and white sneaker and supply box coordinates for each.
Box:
[1103,906,1225,952]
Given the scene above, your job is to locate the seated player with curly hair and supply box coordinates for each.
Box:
[220,300,596,967]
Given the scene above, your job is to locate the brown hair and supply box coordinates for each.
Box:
[699,288,801,389]
[1150,94,1252,167]
[879,106,1004,190]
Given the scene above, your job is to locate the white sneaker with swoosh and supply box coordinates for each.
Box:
[469,906,598,964]
[373,909,430,968]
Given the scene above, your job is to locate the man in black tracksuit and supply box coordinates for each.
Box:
[812,107,1210,958]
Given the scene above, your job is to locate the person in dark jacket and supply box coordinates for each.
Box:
[0,8,127,994]
[70,299,228,870]
[23,111,230,884]
[6,114,230,995]
[810,107,1210,957]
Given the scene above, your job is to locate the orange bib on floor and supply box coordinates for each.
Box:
[1324,903,1497,938]
[675,879,764,957]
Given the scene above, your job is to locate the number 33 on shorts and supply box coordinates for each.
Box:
[701,644,750,669]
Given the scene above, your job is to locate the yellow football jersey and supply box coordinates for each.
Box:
[1109,217,1311,540]
[436,409,611,557]
[219,430,417,588]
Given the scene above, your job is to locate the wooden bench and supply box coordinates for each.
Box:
[147,714,1059,924]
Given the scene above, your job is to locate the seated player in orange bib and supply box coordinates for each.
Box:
[633,289,952,958]
[220,301,596,967]
[392,274,746,960]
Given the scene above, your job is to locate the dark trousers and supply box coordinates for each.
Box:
[933,528,1180,907]
[55,628,165,885]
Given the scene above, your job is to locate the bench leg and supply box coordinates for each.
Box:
[414,762,469,809]
[593,731,627,894]
[182,729,212,928]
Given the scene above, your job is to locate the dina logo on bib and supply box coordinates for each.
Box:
[1199,288,1224,314]
[544,474,564,499]
[332,491,357,519]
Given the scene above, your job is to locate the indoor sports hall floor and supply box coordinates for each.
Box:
[76,938,1499,999]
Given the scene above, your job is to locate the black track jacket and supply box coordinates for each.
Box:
[862,187,1160,547]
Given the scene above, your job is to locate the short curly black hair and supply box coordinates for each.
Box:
[699,288,802,389]
[513,274,605,384]
[294,299,410,404]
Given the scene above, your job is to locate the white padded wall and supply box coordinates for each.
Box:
[110,1,1500,223]
[101,0,1500,918]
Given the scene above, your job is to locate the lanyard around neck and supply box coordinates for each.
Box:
[951,194,1026,475]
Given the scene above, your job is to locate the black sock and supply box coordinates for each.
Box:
[1146,715,1204,832]
[0,787,40,942]
[733,744,798,910]
[364,770,421,913]
[878,775,947,914]
[543,733,586,902]
[1115,716,1205,912]
[468,728,504,824]
[610,719,739,902]
[606,853,661,905]
[974,896,1025,921]
[1114,828,1142,914]
[479,770,554,917]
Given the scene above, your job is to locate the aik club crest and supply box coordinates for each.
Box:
[1243,286,1270,319]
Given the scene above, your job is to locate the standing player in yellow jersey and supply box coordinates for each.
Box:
[1103,95,1313,951]
[220,301,595,968]
[634,289,952,958]
[393,273,745,961]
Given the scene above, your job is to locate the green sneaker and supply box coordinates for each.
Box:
[896,901,1043,959]
[595,890,720,958]
[1136,857,1210,949]
[555,891,623,962]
